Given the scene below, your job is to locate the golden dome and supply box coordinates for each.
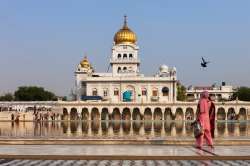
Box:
[114,16,137,44]
[80,56,90,68]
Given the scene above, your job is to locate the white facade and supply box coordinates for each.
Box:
[75,17,177,104]
[186,83,235,102]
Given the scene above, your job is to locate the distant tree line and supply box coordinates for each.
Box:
[232,87,250,101]
[0,86,60,101]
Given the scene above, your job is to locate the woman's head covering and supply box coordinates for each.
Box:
[201,90,209,99]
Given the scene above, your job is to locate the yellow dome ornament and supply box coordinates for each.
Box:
[114,15,137,45]
[80,56,90,69]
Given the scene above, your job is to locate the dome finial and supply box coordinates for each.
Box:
[123,15,128,28]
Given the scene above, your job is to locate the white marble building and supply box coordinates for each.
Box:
[75,16,177,104]
[186,83,235,102]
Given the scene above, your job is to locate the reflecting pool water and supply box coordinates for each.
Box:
[0,121,249,139]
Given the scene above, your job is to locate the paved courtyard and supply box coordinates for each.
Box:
[0,159,250,166]
[0,145,249,160]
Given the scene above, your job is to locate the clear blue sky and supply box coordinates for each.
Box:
[0,0,249,96]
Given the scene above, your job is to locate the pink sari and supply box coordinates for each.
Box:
[196,91,213,148]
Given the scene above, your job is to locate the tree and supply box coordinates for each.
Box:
[14,86,57,101]
[177,82,187,101]
[0,93,14,101]
[232,87,250,101]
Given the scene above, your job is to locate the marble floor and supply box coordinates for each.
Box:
[0,145,249,160]
[0,159,250,166]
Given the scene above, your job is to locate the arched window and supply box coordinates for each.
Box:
[152,88,158,96]
[92,88,98,96]
[114,88,119,96]
[123,54,127,59]
[162,87,169,96]
[123,67,127,71]
[118,54,121,59]
[117,67,121,73]
[129,54,133,59]
[142,88,147,96]
[103,88,108,97]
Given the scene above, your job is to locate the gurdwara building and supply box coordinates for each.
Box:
[75,16,177,104]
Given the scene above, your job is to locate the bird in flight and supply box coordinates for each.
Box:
[201,57,210,68]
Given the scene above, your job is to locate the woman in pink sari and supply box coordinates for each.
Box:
[196,91,213,148]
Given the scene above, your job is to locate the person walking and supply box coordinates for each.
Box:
[208,96,215,138]
[196,91,213,149]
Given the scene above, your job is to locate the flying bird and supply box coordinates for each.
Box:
[201,57,210,68]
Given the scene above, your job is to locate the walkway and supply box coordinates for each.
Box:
[0,159,249,166]
[0,145,249,160]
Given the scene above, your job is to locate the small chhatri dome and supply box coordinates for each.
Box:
[114,15,137,45]
[80,56,90,68]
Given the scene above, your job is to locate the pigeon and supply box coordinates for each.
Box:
[201,57,210,68]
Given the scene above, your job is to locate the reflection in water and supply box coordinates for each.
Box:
[70,121,79,134]
[112,121,120,135]
[227,122,235,136]
[91,121,99,135]
[239,122,247,136]
[144,122,152,136]
[0,121,248,139]
[101,121,109,136]
[175,122,184,136]
[133,122,142,135]
[82,121,88,135]
[164,122,174,136]
[217,122,226,137]
[154,122,162,137]
[122,122,131,135]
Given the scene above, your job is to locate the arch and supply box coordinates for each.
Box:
[162,87,169,96]
[129,53,133,59]
[62,108,68,120]
[70,108,78,120]
[227,107,236,120]
[238,108,247,121]
[118,53,121,59]
[123,67,127,71]
[123,53,127,59]
[81,108,89,121]
[112,108,121,120]
[144,107,152,121]
[154,107,162,120]
[117,67,121,73]
[122,107,131,120]
[101,108,109,120]
[164,108,173,121]
[185,107,194,120]
[217,107,226,120]
[132,107,142,120]
[91,107,100,121]
[175,108,184,120]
